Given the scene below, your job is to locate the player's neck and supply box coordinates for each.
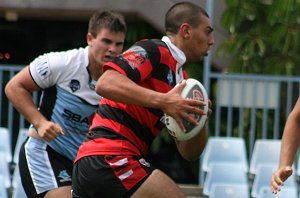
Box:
[87,63,102,80]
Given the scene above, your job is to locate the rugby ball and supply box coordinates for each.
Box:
[165,78,209,141]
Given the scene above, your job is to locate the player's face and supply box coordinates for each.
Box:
[88,28,125,67]
[186,14,214,61]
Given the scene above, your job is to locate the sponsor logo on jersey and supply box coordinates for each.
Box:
[62,109,89,125]
[58,170,71,182]
[69,79,80,92]
[121,46,148,69]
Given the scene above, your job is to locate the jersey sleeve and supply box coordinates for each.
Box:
[29,52,66,89]
[103,40,161,83]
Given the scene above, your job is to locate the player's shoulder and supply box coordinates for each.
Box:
[46,47,87,64]
[130,39,166,63]
[35,47,88,73]
[30,47,88,80]
[135,38,167,50]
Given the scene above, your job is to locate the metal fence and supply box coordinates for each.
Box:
[0,64,39,151]
[208,72,300,157]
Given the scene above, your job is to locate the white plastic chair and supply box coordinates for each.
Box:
[296,153,300,176]
[201,137,248,173]
[250,139,281,175]
[0,152,11,188]
[251,164,297,198]
[13,128,28,164]
[0,175,8,198]
[12,167,27,198]
[0,127,12,163]
[203,163,248,196]
[210,183,250,198]
[258,186,298,198]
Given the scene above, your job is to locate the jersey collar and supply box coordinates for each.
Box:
[161,36,186,68]
[84,46,89,67]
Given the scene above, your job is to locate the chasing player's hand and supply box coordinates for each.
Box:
[36,121,64,142]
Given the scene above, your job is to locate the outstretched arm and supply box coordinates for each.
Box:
[271,96,300,193]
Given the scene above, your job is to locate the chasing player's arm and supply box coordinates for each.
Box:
[5,66,63,141]
[5,66,47,127]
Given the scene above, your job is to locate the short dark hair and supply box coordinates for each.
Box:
[165,2,209,34]
[88,10,127,37]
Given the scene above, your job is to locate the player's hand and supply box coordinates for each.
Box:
[162,80,207,132]
[270,166,293,194]
[36,121,64,142]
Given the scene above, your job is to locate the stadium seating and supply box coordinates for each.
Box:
[250,139,281,175]
[12,167,27,198]
[0,127,12,163]
[0,175,8,198]
[0,152,11,189]
[200,137,300,197]
[210,183,250,198]
[258,186,298,198]
[201,137,248,173]
[251,164,297,198]
[203,163,248,196]
[296,152,300,176]
[13,128,28,165]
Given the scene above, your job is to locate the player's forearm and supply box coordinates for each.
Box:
[279,96,300,167]
[96,69,165,109]
[279,116,300,167]
[176,123,208,161]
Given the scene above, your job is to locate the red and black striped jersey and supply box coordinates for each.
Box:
[75,37,188,161]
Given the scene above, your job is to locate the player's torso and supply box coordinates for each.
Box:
[30,47,101,160]
[88,39,186,156]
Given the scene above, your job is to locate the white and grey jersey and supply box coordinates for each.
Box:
[29,47,101,160]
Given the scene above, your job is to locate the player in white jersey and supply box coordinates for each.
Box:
[5,10,127,198]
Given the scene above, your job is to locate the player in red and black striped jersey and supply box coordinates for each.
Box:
[72,2,214,198]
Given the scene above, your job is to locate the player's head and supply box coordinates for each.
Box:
[87,10,127,69]
[164,2,214,61]
[88,10,127,37]
[165,2,208,35]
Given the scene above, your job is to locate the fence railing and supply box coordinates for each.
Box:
[0,65,39,150]
[208,72,300,157]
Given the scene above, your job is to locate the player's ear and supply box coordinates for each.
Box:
[87,33,93,46]
[179,23,191,39]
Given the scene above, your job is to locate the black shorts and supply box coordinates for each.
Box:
[72,155,155,198]
[19,137,73,198]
